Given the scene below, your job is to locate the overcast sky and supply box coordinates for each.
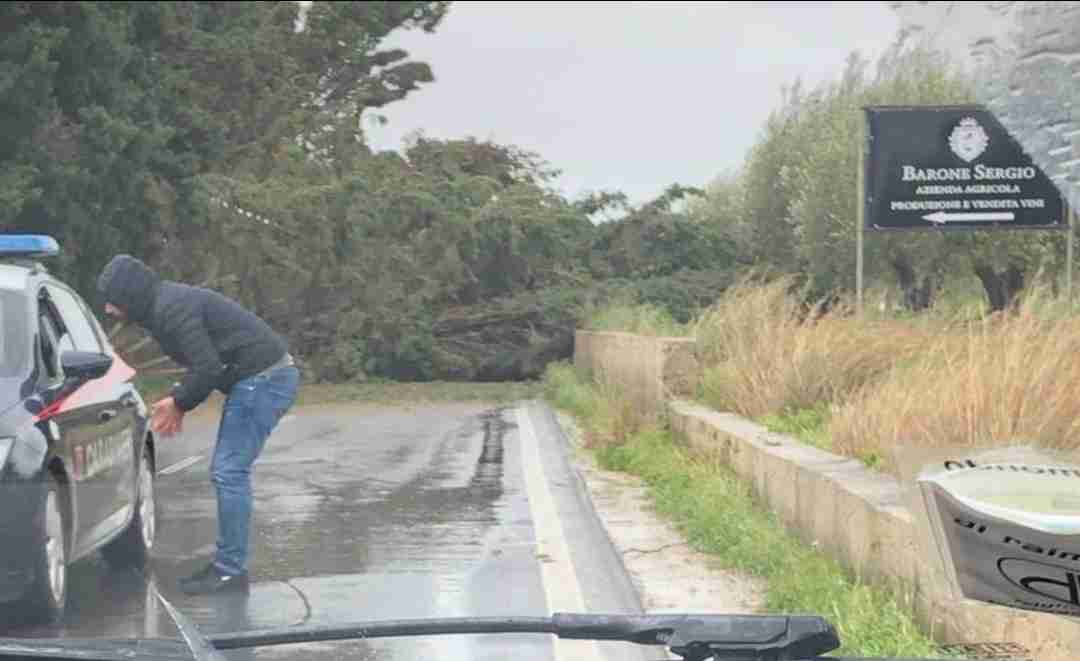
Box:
[365,1,901,205]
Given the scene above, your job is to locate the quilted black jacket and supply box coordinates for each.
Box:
[98,255,288,411]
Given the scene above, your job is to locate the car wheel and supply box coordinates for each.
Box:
[102,446,156,569]
[26,474,67,624]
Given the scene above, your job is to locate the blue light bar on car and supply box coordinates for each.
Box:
[0,235,60,258]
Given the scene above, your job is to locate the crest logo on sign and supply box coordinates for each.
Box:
[949,117,990,163]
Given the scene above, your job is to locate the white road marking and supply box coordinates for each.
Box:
[159,455,204,476]
[516,407,604,661]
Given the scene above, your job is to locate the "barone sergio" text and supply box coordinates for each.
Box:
[901,165,1038,182]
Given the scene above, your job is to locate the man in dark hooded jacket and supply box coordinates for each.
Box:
[98,255,300,594]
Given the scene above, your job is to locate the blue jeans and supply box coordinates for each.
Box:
[210,365,300,576]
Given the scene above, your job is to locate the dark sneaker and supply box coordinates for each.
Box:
[179,563,249,595]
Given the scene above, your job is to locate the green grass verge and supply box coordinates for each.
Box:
[758,405,884,470]
[133,373,176,403]
[542,362,940,659]
[759,404,832,450]
[585,302,690,336]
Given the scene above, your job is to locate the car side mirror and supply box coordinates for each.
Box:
[61,351,113,383]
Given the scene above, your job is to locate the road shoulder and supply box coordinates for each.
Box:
[554,411,766,616]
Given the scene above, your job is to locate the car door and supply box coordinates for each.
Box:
[42,285,137,555]
[35,292,102,551]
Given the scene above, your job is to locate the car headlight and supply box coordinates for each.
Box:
[0,437,13,469]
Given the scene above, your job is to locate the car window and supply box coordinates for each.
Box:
[0,289,29,378]
[38,306,62,382]
[45,285,104,355]
[81,295,114,355]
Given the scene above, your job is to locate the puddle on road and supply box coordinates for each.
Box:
[337,408,514,576]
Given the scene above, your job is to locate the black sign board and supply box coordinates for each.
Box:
[864,105,1066,231]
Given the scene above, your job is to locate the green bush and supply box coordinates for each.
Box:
[585,302,687,336]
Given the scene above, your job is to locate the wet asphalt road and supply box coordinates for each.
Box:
[0,400,657,661]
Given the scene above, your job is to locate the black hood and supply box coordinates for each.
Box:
[97,255,160,325]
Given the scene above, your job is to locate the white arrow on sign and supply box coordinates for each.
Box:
[922,211,1016,224]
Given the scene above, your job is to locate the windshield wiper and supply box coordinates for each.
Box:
[207,612,839,661]
[0,593,960,661]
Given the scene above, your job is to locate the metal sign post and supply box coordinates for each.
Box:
[1068,206,1075,307]
[856,113,866,316]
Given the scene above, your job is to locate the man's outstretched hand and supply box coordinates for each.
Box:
[151,396,184,435]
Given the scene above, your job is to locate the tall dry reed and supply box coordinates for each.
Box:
[830,287,1080,470]
[694,277,937,419]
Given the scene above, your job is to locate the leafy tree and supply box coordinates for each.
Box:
[0,1,452,297]
[591,184,733,281]
[737,87,804,272]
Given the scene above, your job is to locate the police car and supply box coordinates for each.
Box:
[0,235,155,623]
